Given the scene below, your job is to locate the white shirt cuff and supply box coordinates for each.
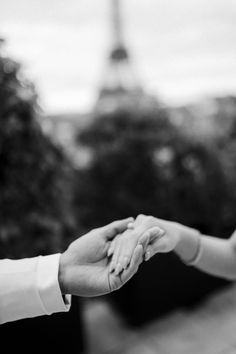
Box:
[37,254,71,315]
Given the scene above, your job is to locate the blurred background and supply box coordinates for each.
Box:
[1,0,236,353]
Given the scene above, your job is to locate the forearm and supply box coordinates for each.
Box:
[175,226,236,280]
[0,255,71,324]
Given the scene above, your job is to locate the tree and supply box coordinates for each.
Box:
[75,107,229,236]
[0,42,84,354]
[0,45,76,259]
[75,106,230,325]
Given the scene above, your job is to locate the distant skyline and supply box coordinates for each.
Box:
[0,0,236,114]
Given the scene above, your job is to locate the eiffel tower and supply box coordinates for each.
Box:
[95,0,144,113]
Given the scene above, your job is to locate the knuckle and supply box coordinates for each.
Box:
[91,227,101,235]
[137,214,145,220]
[142,215,152,224]
[151,226,160,235]
[123,254,130,261]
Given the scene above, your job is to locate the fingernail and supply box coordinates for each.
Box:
[115,263,122,276]
[109,263,115,273]
[107,248,112,257]
[124,257,129,269]
[128,222,134,229]
[145,251,151,261]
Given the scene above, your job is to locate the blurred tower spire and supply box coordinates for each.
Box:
[112,0,123,48]
[95,0,143,113]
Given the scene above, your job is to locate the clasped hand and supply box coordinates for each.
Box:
[59,215,175,297]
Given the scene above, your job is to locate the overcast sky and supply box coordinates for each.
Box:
[0,0,236,114]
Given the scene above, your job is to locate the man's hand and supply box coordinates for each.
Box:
[58,218,144,297]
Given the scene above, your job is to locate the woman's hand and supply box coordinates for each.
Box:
[135,215,183,260]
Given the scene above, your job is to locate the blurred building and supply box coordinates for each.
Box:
[170,96,236,142]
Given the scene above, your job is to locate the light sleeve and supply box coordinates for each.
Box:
[0,254,71,324]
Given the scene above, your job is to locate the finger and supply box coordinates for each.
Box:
[153,237,169,253]
[115,255,131,273]
[145,237,169,259]
[103,217,134,240]
[120,245,143,285]
[134,214,146,225]
[122,256,130,269]
[107,238,117,257]
[141,227,165,244]
[109,242,121,273]
[133,216,160,236]
[138,227,164,252]
[149,227,165,242]
[144,245,154,261]
[114,263,123,276]
[110,231,132,273]
[138,232,150,251]
[109,256,117,273]
[115,239,136,274]
[127,222,134,230]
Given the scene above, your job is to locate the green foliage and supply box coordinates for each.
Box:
[0,50,76,258]
[75,108,231,236]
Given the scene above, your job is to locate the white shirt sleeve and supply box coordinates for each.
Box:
[0,254,71,324]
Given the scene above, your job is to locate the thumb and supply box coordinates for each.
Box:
[102,217,134,240]
[138,226,165,250]
[144,237,169,261]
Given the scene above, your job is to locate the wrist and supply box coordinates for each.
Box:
[174,224,201,263]
[58,252,69,295]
